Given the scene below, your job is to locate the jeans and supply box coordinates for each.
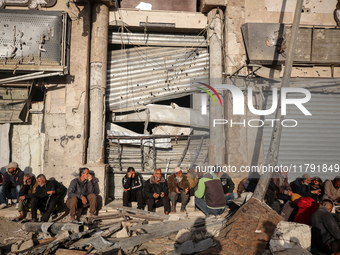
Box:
[0,185,21,204]
[225,193,238,207]
[195,197,225,215]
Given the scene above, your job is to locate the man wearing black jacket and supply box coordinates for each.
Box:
[30,174,66,222]
[311,200,340,254]
[13,174,38,221]
[144,169,170,215]
[122,167,144,209]
[290,174,321,197]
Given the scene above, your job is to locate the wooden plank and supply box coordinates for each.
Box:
[0,100,26,111]
[55,249,88,255]
[0,88,28,100]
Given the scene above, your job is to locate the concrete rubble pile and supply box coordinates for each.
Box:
[1,199,314,255]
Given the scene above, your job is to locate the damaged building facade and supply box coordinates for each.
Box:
[0,0,339,203]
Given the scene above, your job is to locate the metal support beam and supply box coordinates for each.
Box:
[253,0,304,201]
[88,3,109,164]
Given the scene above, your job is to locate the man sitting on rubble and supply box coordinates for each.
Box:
[144,169,170,215]
[13,174,38,222]
[168,167,190,213]
[194,171,226,215]
[310,199,340,254]
[323,176,340,203]
[290,174,321,198]
[216,168,237,206]
[187,166,199,196]
[272,166,292,203]
[0,162,24,209]
[31,174,66,222]
[122,167,144,210]
[66,167,97,223]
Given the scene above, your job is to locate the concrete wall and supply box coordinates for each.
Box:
[11,102,45,176]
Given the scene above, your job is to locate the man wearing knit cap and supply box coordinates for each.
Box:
[167,167,190,212]
[0,162,24,209]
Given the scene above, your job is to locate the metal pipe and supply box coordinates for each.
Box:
[253,0,304,201]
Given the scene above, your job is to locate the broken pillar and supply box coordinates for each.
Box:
[207,8,225,166]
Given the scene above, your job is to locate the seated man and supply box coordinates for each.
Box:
[290,174,321,198]
[66,168,97,222]
[144,169,170,215]
[194,172,226,215]
[187,167,199,196]
[310,176,323,203]
[168,167,190,213]
[310,200,340,254]
[0,162,24,209]
[122,167,144,209]
[323,176,340,203]
[217,170,237,206]
[13,174,38,221]
[31,174,65,222]
[272,166,292,203]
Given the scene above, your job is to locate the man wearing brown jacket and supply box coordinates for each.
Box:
[168,167,190,212]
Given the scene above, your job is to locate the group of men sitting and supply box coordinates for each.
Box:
[0,162,97,223]
[122,166,340,254]
[122,166,235,215]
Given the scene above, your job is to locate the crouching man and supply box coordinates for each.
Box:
[195,172,226,215]
[122,167,144,209]
[31,174,65,222]
[144,169,170,215]
[168,167,189,213]
[66,168,97,222]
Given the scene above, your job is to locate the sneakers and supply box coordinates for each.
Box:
[15,203,19,209]
[0,204,7,209]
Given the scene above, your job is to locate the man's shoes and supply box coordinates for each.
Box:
[171,205,176,213]
[12,216,24,222]
[0,204,7,209]
[180,206,186,213]
[15,203,19,209]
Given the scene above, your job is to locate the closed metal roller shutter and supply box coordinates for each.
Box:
[263,93,340,181]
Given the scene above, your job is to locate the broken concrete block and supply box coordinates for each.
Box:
[116,227,131,238]
[175,240,195,254]
[272,246,312,255]
[11,240,24,253]
[270,221,311,253]
[194,238,214,253]
[167,215,181,221]
[218,198,283,255]
[18,239,34,252]
[176,229,192,244]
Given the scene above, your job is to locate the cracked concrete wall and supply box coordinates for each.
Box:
[43,1,91,189]
[246,0,338,26]
[11,102,45,175]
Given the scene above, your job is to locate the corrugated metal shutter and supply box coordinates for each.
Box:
[263,93,340,181]
[106,35,209,112]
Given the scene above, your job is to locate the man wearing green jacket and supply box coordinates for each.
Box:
[194,172,226,215]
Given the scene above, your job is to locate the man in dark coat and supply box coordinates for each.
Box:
[310,200,340,254]
[30,174,66,222]
[167,167,190,213]
[122,167,144,209]
[290,174,321,198]
[144,169,170,215]
[0,162,24,209]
